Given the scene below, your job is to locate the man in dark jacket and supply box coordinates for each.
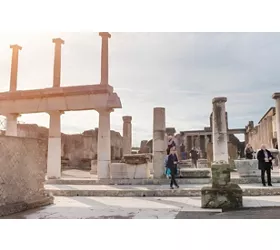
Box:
[257,144,274,187]
[166,147,179,189]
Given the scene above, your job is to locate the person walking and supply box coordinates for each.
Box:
[244,143,254,159]
[190,147,199,168]
[166,147,179,189]
[257,144,274,187]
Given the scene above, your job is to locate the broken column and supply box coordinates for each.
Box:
[5,45,22,136]
[99,32,111,85]
[97,109,111,179]
[47,38,64,179]
[201,97,242,209]
[153,107,166,178]
[212,97,229,162]
[122,116,132,155]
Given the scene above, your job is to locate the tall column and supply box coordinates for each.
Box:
[47,111,63,179]
[52,38,64,87]
[97,109,112,179]
[6,45,22,136]
[153,107,166,178]
[99,32,111,85]
[212,97,229,163]
[272,93,280,149]
[47,38,64,179]
[122,116,132,155]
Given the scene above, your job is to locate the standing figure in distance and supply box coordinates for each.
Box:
[257,144,274,187]
[190,147,199,168]
[166,147,179,189]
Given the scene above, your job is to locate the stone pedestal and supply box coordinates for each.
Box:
[212,97,229,163]
[122,116,132,155]
[47,111,62,179]
[97,109,111,179]
[201,162,243,209]
[110,154,151,179]
[153,107,166,178]
[234,159,259,177]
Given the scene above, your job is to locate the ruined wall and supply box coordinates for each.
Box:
[0,136,48,216]
[17,124,123,170]
[247,116,274,150]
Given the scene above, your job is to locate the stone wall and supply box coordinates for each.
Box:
[247,116,274,149]
[0,136,51,216]
[16,124,123,170]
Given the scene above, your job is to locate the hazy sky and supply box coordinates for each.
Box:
[0,32,279,146]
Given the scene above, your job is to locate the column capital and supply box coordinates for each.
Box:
[97,108,114,114]
[99,32,111,39]
[52,38,65,45]
[272,93,280,100]
[212,97,227,104]
[122,116,132,123]
[10,44,22,51]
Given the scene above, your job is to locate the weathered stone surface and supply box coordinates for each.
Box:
[180,168,211,178]
[234,159,259,177]
[0,136,53,217]
[121,154,150,165]
[110,162,151,179]
[201,183,243,209]
[12,124,123,170]
[179,159,208,169]
[211,162,231,187]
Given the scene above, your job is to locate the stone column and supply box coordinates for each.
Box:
[47,111,63,179]
[153,107,166,178]
[99,32,111,85]
[97,109,112,179]
[6,45,22,136]
[52,38,64,87]
[272,93,280,148]
[5,114,19,136]
[47,38,64,179]
[122,116,132,155]
[212,97,229,163]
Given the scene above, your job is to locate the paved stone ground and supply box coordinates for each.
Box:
[176,208,280,219]
[2,196,280,219]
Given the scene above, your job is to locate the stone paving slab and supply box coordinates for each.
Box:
[3,196,280,219]
[45,183,280,197]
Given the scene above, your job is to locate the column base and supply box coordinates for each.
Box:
[201,183,243,209]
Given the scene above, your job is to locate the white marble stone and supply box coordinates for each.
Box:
[212,97,229,163]
[153,107,166,178]
[5,114,18,136]
[97,109,111,179]
[234,159,259,177]
[110,162,151,179]
[47,111,62,179]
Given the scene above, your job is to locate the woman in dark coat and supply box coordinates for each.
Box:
[257,144,274,186]
[166,147,179,189]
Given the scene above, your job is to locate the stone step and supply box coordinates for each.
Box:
[45,184,280,197]
[180,168,211,178]
[45,176,280,185]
